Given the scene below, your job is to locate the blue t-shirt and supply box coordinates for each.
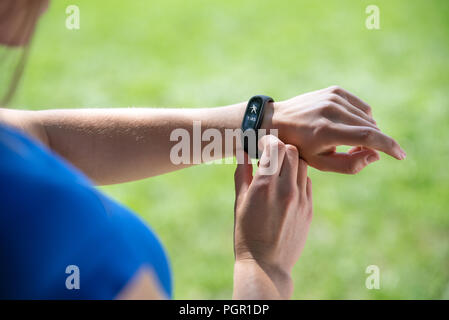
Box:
[0,123,172,299]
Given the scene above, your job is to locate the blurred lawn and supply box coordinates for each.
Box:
[10,0,449,299]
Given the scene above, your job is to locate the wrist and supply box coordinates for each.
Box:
[260,101,280,131]
[234,258,293,299]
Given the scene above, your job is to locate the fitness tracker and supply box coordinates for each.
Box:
[241,95,274,158]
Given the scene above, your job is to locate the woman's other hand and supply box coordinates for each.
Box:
[233,135,313,299]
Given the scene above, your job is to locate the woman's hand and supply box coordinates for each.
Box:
[233,135,313,299]
[263,85,406,174]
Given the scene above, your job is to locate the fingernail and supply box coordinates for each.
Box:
[400,149,407,160]
[367,154,379,164]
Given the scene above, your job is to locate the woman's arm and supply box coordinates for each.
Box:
[0,104,247,185]
[0,86,406,185]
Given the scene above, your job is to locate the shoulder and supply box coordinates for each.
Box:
[0,123,172,299]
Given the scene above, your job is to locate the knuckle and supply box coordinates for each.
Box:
[365,105,373,114]
[359,128,375,143]
[285,144,299,157]
[345,161,362,175]
[318,103,329,117]
[268,138,285,152]
[277,140,286,152]
[312,119,332,137]
[328,85,342,94]
[252,177,271,192]
[321,102,339,116]
[327,93,341,103]
[389,138,397,150]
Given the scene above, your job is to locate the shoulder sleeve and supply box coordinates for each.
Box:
[0,125,172,299]
[0,171,171,299]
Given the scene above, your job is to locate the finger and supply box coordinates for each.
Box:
[348,146,377,154]
[348,146,363,154]
[257,135,286,177]
[279,144,299,186]
[331,104,379,130]
[329,94,376,125]
[348,147,380,160]
[234,152,253,199]
[316,148,380,174]
[328,86,373,117]
[297,158,308,194]
[306,177,312,202]
[326,124,406,160]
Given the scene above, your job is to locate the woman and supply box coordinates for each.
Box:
[0,0,405,299]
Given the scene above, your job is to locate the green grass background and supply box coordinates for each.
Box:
[8,0,449,299]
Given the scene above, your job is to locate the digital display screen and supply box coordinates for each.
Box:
[242,97,262,131]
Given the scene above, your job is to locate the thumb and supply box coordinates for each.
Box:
[315,148,380,174]
[234,152,253,200]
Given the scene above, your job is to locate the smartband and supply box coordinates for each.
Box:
[241,95,274,159]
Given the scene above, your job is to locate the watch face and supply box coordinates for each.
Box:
[242,97,263,131]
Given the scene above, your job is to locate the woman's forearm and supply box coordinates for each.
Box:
[1,103,254,185]
[233,260,293,300]
[38,104,252,184]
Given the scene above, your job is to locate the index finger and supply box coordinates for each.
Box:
[279,144,299,186]
[327,124,406,160]
[257,135,286,176]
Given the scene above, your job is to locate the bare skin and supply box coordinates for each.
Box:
[233,136,313,299]
[0,0,48,47]
[267,86,406,173]
[116,267,166,300]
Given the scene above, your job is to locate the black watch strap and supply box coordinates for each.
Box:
[241,95,274,159]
